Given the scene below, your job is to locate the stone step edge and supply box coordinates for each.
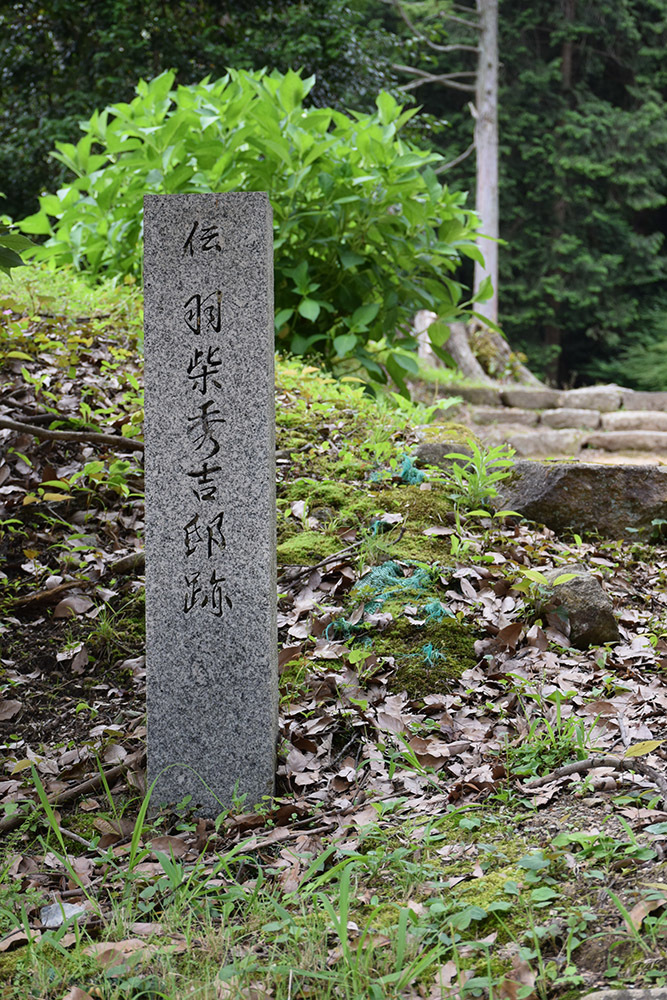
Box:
[478,427,667,457]
[466,407,667,432]
[426,381,667,412]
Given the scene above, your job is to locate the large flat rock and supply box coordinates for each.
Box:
[541,407,601,429]
[620,389,667,411]
[559,385,622,411]
[580,991,667,1000]
[506,429,584,456]
[494,460,667,538]
[500,387,561,409]
[584,430,667,452]
[471,406,538,426]
[601,410,667,432]
[444,384,503,406]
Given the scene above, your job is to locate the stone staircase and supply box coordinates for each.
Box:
[428,383,667,464]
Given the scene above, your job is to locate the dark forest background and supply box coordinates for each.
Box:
[2,0,666,389]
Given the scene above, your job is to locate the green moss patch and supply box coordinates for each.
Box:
[373,612,478,700]
[277,530,342,566]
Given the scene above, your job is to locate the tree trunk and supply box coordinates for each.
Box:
[543,0,576,384]
[472,0,498,325]
[446,321,494,382]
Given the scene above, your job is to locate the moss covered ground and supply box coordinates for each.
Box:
[1,267,667,997]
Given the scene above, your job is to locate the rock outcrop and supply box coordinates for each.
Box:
[493,461,667,539]
[539,564,620,649]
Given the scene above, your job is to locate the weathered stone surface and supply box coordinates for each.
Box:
[470,406,538,426]
[581,991,667,1000]
[560,385,622,411]
[620,389,667,412]
[414,439,474,467]
[601,410,667,432]
[584,430,667,452]
[493,460,667,539]
[506,429,583,457]
[144,192,278,817]
[540,564,620,649]
[445,384,503,407]
[500,387,561,409]
[540,407,601,430]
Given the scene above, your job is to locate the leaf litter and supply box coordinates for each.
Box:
[1,296,667,994]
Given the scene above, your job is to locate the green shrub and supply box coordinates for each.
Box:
[20,68,480,390]
[0,219,34,277]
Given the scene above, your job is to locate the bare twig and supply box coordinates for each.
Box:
[12,579,92,608]
[0,415,144,453]
[385,0,479,51]
[392,65,476,93]
[0,753,144,837]
[35,312,112,321]
[616,716,631,749]
[434,139,476,174]
[442,11,480,30]
[278,524,407,590]
[332,735,361,770]
[58,826,94,850]
[278,541,363,589]
[523,755,667,804]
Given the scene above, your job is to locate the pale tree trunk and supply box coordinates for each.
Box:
[469,0,542,384]
[393,0,543,385]
[472,0,498,325]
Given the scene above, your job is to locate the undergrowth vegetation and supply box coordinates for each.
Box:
[18,68,487,391]
[1,251,667,999]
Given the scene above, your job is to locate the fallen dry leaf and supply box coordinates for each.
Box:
[84,938,156,969]
[54,595,95,618]
[0,699,22,721]
[626,894,667,931]
[0,927,41,951]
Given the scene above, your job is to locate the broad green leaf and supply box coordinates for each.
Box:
[624,740,664,758]
[0,232,35,252]
[552,573,578,585]
[298,298,321,322]
[530,887,559,902]
[427,320,451,348]
[339,249,365,270]
[274,308,293,328]
[473,274,494,301]
[522,568,550,585]
[459,244,486,265]
[391,352,419,374]
[18,212,52,235]
[350,302,380,328]
[333,333,357,356]
[375,90,398,125]
[0,247,24,273]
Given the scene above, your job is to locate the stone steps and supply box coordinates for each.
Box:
[423,381,667,462]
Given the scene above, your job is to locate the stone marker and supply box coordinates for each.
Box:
[143,193,278,817]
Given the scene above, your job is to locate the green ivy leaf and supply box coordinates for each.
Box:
[298,298,321,322]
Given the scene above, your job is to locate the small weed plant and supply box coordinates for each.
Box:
[439,440,515,511]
